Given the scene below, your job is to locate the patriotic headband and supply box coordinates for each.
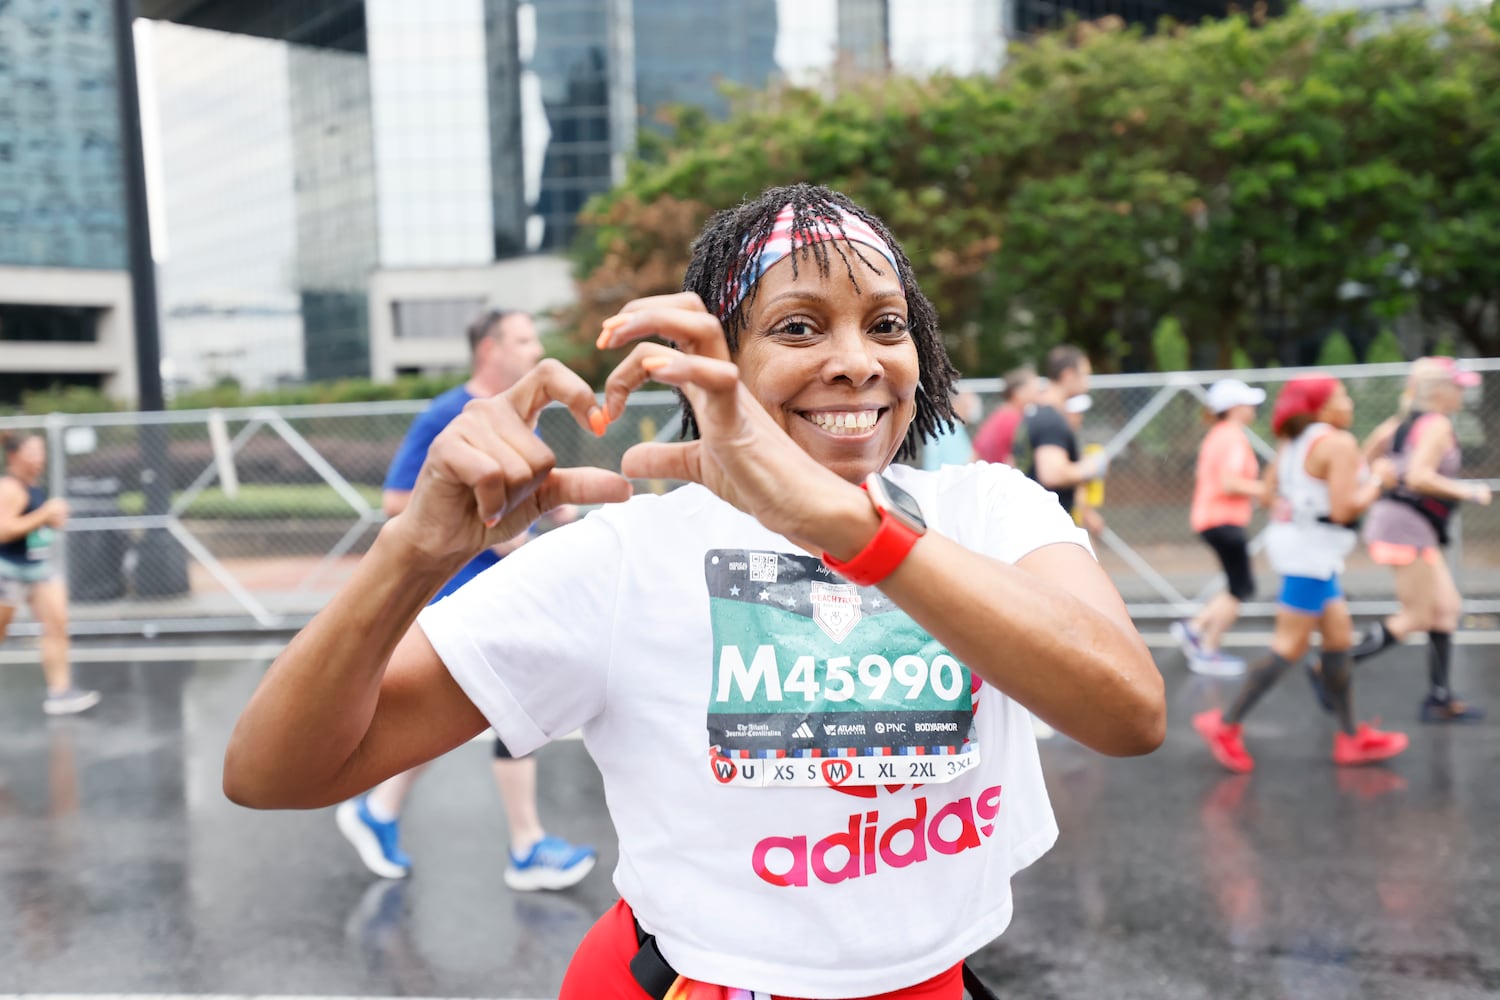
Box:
[720,203,903,319]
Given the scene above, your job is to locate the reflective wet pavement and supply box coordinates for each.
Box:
[0,640,1496,999]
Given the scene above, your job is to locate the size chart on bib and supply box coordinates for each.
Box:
[703,549,980,788]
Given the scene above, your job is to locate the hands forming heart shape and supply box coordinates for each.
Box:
[393,292,855,566]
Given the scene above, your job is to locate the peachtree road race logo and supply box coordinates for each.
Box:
[810,581,861,643]
[751,784,1004,887]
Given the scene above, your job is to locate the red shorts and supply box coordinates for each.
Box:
[559,900,964,1000]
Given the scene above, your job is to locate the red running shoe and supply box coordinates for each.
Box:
[1194,710,1254,774]
[1332,723,1409,766]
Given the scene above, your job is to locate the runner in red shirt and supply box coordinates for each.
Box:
[971,365,1038,467]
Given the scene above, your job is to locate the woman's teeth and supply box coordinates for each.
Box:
[806,410,879,433]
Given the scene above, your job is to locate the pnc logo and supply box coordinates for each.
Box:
[751,785,1003,887]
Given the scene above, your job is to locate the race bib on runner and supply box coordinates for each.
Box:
[704,549,980,788]
[26,526,54,562]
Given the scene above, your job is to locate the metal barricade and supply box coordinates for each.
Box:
[0,360,1493,635]
[957,359,1499,621]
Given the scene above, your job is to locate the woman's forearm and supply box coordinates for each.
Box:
[0,507,49,544]
[222,520,467,806]
[1332,479,1383,524]
[1405,469,1476,503]
[881,533,1164,757]
[1220,474,1264,498]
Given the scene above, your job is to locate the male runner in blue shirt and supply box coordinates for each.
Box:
[335,308,596,890]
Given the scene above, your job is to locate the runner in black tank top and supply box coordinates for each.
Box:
[0,432,99,715]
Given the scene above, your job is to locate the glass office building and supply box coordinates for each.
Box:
[0,0,134,404]
[13,0,1275,399]
[139,0,639,383]
[633,0,778,126]
[4,0,1284,400]
[0,0,127,272]
[146,21,374,388]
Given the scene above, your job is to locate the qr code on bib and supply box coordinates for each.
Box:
[749,552,779,583]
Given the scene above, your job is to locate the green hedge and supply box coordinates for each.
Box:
[116,483,387,520]
[4,372,469,418]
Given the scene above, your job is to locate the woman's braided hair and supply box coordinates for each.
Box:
[679,183,957,459]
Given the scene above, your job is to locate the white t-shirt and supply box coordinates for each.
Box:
[419,462,1090,997]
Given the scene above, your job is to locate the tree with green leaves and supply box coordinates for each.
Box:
[568,6,1500,382]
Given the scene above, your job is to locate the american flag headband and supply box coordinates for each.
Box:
[719,204,903,320]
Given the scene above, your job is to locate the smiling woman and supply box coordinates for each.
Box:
[223,183,1164,1000]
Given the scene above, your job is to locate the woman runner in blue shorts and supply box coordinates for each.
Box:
[1194,376,1407,774]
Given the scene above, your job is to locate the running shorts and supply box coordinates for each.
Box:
[1199,525,1255,601]
[1279,574,1343,616]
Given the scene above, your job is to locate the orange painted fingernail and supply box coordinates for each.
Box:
[588,407,609,436]
[484,512,502,528]
[642,356,669,373]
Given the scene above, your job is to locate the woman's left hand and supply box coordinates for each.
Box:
[597,292,860,547]
[1370,456,1397,490]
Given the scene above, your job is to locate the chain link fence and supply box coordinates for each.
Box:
[0,360,1495,636]
[958,358,1500,622]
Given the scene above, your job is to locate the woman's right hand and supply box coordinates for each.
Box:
[598,292,866,549]
[388,359,633,566]
[1470,483,1493,507]
[42,498,69,528]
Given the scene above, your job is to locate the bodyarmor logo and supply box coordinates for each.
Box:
[810,582,861,643]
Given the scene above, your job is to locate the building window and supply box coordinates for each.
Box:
[392,298,487,340]
[0,304,101,343]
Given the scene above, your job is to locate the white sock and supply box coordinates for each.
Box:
[364,795,398,823]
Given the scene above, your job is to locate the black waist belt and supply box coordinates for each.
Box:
[629,917,679,998]
[630,918,1002,1000]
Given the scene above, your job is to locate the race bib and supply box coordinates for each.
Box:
[26,526,54,562]
[704,549,980,789]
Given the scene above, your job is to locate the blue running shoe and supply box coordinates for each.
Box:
[1188,650,1247,678]
[504,834,597,892]
[1169,620,1203,658]
[336,796,411,879]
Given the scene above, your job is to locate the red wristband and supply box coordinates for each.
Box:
[821,486,922,587]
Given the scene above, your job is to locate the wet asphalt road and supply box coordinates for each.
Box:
[0,639,1496,999]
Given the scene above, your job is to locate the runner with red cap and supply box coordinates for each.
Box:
[1194,375,1408,773]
